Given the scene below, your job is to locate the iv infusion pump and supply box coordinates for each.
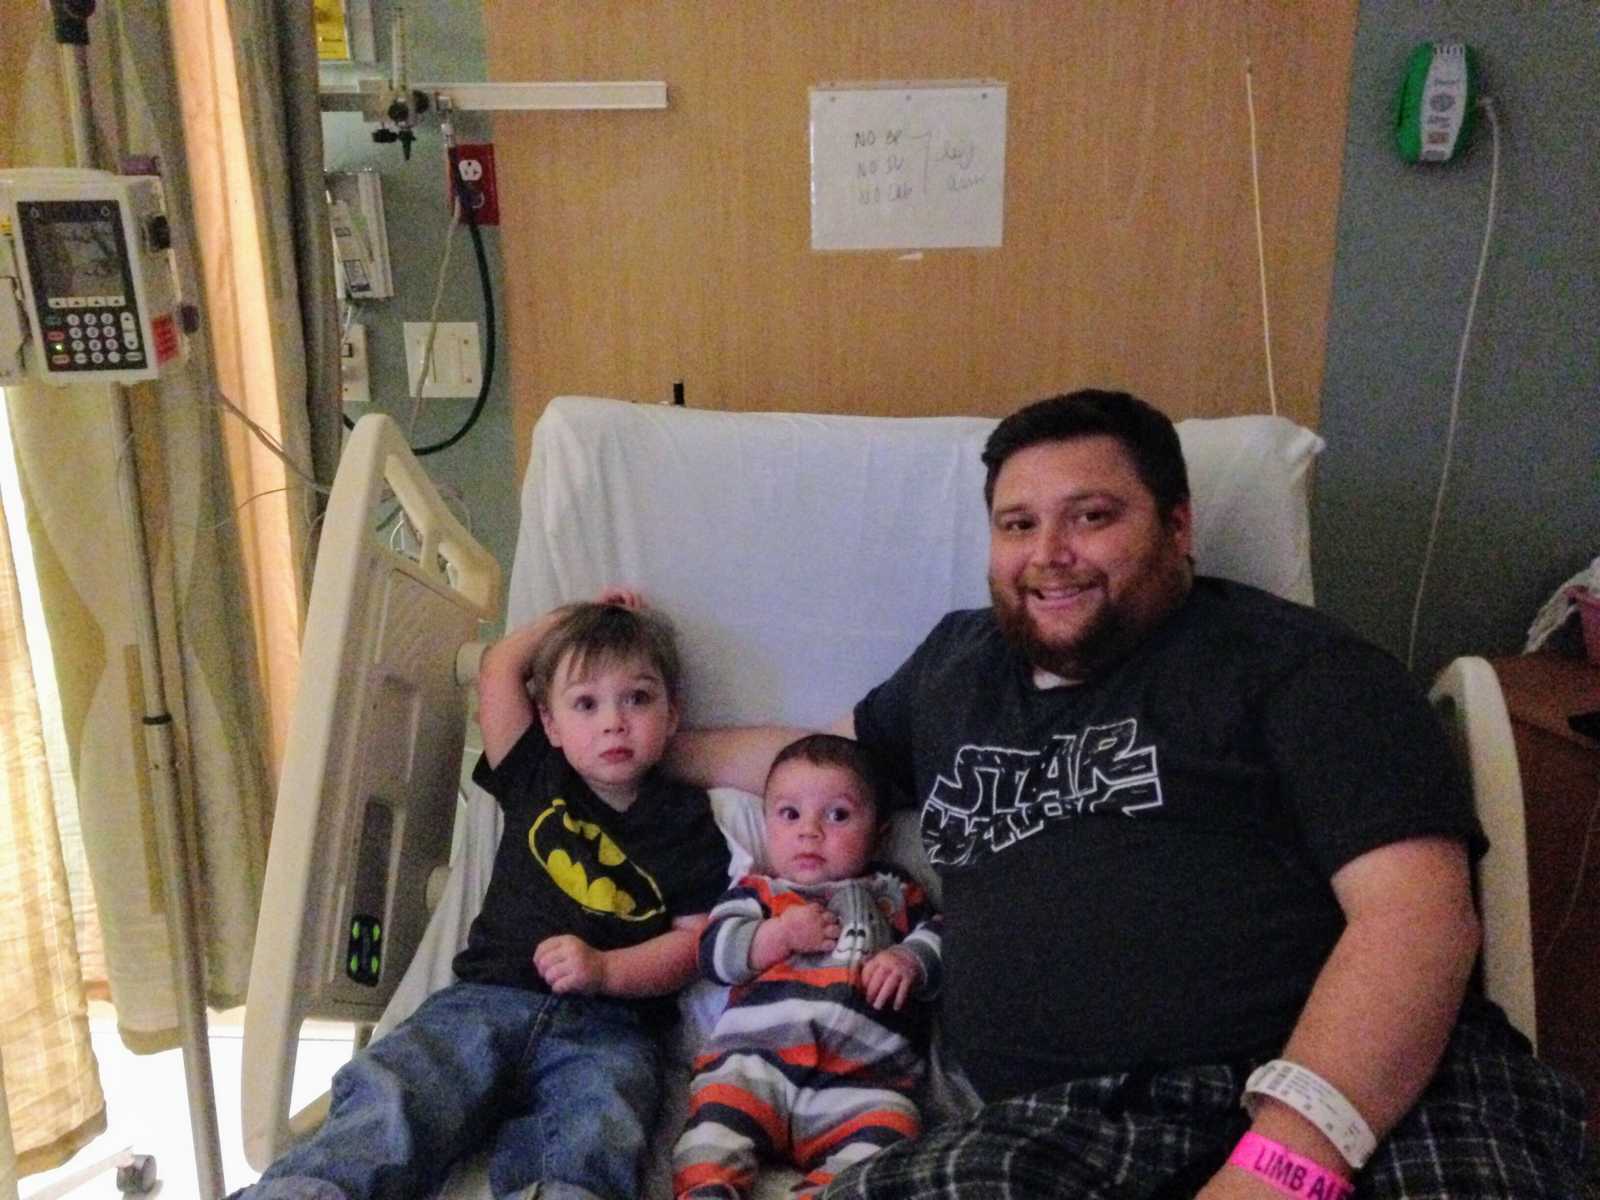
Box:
[0,167,189,387]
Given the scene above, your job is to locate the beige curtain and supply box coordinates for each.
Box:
[0,1059,16,1200]
[0,2,108,1176]
[0,483,105,1175]
[165,0,322,769]
[0,0,317,1169]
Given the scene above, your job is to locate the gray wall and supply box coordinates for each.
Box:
[1315,2,1600,680]
[320,0,517,631]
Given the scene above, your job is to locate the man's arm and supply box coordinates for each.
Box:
[1202,834,1480,1198]
[665,712,856,792]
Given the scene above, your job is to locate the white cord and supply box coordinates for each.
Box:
[402,199,463,439]
[204,485,289,533]
[211,386,330,493]
[1244,59,1278,418]
[1406,98,1501,672]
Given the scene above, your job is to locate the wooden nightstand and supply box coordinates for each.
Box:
[1491,653,1600,1134]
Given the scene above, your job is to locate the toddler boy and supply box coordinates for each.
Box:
[238,591,730,1200]
[673,734,941,1199]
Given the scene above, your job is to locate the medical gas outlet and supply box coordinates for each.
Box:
[0,167,191,386]
[403,321,481,398]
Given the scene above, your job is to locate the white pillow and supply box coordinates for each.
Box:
[709,787,767,880]
[512,398,1325,732]
[1177,414,1324,607]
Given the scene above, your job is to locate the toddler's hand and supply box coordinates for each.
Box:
[779,902,841,956]
[596,587,644,610]
[533,934,607,995]
[860,946,923,1010]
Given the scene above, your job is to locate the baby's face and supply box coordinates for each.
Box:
[764,760,878,885]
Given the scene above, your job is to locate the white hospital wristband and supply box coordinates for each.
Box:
[1241,1059,1377,1170]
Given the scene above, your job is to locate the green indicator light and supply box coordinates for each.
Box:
[372,923,381,940]
[352,920,360,937]
[369,956,380,974]
[348,954,359,974]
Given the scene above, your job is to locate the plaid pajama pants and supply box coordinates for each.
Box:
[820,1000,1590,1199]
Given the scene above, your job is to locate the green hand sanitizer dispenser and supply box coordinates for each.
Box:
[1395,42,1479,163]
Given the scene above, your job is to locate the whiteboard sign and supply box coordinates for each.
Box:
[809,81,1007,251]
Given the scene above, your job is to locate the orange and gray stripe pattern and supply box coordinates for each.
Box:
[674,868,941,1199]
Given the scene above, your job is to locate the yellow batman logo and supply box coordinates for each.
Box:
[529,797,665,921]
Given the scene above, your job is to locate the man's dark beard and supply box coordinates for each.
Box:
[989,558,1193,682]
[989,584,1131,682]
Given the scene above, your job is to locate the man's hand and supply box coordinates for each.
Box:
[533,934,608,994]
[860,946,923,1010]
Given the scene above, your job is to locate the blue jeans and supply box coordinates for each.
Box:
[233,981,663,1200]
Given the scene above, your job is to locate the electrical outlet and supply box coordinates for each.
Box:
[340,323,370,405]
[449,144,499,225]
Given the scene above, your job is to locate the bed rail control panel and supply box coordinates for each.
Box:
[241,412,501,1170]
[346,917,383,986]
[0,167,191,385]
[345,799,395,985]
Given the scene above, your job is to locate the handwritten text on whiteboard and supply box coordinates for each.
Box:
[810,83,1007,251]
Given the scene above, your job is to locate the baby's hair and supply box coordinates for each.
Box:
[766,733,886,819]
[530,602,682,706]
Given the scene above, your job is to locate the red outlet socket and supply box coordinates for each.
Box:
[450,143,500,226]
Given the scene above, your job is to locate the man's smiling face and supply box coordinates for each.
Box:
[986,434,1193,682]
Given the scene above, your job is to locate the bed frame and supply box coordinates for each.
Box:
[240,398,1534,1198]
[240,413,499,1168]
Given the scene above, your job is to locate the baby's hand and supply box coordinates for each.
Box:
[778,902,841,956]
[533,934,607,995]
[860,947,923,1010]
[596,587,644,610]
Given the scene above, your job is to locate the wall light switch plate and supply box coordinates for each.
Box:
[403,321,481,398]
[340,322,370,405]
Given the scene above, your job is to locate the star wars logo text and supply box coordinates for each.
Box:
[923,719,1162,867]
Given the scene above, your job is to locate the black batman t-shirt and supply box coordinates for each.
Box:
[853,577,1479,1100]
[454,723,730,1021]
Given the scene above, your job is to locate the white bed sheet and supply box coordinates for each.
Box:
[382,395,1324,1199]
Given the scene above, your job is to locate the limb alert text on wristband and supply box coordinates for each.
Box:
[1228,1132,1353,1200]
[1242,1059,1376,1170]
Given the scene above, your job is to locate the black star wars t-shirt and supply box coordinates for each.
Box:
[454,723,730,1021]
[854,578,1479,1100]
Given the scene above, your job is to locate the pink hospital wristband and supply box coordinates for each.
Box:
[1228,1132,1353,1200]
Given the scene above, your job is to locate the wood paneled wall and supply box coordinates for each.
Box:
[484,2,1357,468]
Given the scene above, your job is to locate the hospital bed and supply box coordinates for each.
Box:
[240,395,1534,1198]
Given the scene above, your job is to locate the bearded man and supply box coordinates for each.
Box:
[671,390,1586,1200]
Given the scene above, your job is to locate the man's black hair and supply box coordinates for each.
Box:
[981,389,1190,517]
[766,733,887,820]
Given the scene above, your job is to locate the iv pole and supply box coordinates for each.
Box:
[50,2,226,1195]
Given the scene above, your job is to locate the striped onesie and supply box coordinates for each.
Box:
[673,865,942,1200]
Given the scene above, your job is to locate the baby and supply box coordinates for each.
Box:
[673,733,942,1199]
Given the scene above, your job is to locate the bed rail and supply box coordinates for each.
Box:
[241,414,501,1169]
